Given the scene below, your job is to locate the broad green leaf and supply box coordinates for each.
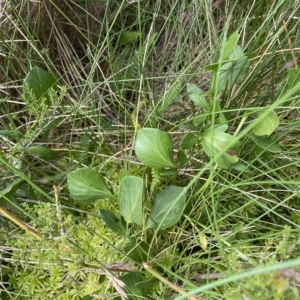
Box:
[193,114,207,126]
[119,176,143,225]
[67,168,112,203]
[135,279,159,295]
[120,272,146,299]
[285,68,300,96]
[222,151,239,167]
[228,45,244,59]
[147,186,186,230]
[118,272,158,300]
[223,32,240,59]
[180,132,198,149]
[26,145,60,160]
[135,128,175,168]
[99,209,126,235]
[249,135,281,153]
[201,129,239,168]
[187,83,209,110]
[287,68,300,90]
[253,111,279,136]
[23,66,58,106]
[218,55,249,91]
[177,150,188,167]
[215,124,228,132]
[118,272,156,300]
[0,178,24,205]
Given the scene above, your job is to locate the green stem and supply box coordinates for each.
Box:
[143,264,200,300]
[234,115,248,137]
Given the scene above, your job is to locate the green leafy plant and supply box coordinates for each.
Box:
[2,1,300,299]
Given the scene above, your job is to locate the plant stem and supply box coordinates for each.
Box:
[143,263,201,300]
[0,206,44,240]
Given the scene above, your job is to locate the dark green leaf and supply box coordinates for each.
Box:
[180,132,198,149]
[147,186,186,230]
[26,146,60,160]
[99,209,126,235]
[0,178,25,205]
[23,66,57,106]
[136,278,159,293]
[0,130,24,139]
[249,135,281,153]
[177,150,188,167]
[119,272,147,300]
[193,114,207,126]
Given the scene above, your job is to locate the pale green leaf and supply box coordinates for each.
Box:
[201,129,239,168]
[218,55,249,91]
[253,111,279,136]
[231,162,251,173]
[187,83,209,110]
[228,45,244,59]
[215,124,228,132]
[119,176,143,225]
[197,233,208,251]
[223,32,240,59]
[67,168,112,203]
[286,68,300,95]
[0,130,24,139]
[232,221,244,233]
[193,114,207,126]
[135,128,175,168]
